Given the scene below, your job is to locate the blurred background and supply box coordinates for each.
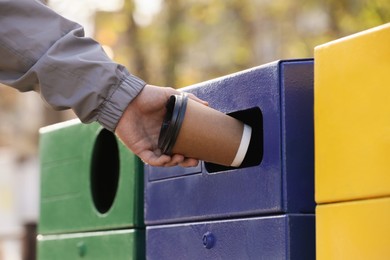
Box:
[0,0,389,259]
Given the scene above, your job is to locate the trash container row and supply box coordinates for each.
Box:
[37,22,390,260]
[37,59,316,259]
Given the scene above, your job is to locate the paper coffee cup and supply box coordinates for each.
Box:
[158,94,252,167]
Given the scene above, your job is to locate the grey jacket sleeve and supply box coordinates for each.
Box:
[0,0,146,131]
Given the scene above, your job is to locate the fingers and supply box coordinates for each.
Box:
[139,150,171,167]
[163,154,199,167]
[179,158,199,167]
[163,154,185,167]
[162,87,208,106]
[139,150,199,168]
[186,92,209,106]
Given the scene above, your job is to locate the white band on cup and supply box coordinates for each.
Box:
[230,124,252,167]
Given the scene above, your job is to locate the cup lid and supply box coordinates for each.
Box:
[158,93,188,155]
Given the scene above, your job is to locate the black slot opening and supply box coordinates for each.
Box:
[205,107,263,173]
[90,129,120,214]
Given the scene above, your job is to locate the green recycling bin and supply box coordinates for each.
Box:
[38,119,144,234]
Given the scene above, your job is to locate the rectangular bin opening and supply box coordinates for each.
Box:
[205,107,263,173]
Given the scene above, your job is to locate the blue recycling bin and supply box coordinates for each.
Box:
[145,59,314,225]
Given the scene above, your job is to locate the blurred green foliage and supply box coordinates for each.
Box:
[95,0,390,88]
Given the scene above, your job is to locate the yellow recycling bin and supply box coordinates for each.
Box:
[315,23,390,204]
[315,23,390,260]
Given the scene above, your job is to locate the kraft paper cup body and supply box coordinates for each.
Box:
[158,94,251,167]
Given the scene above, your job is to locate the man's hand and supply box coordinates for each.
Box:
[115,84,208,167]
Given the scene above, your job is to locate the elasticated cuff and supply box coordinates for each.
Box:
[97,74,146,132]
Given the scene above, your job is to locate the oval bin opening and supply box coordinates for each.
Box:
[205,107,263,173]
[90,129,120,214]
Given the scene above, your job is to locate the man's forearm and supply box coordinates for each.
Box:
[0,0,145,131]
